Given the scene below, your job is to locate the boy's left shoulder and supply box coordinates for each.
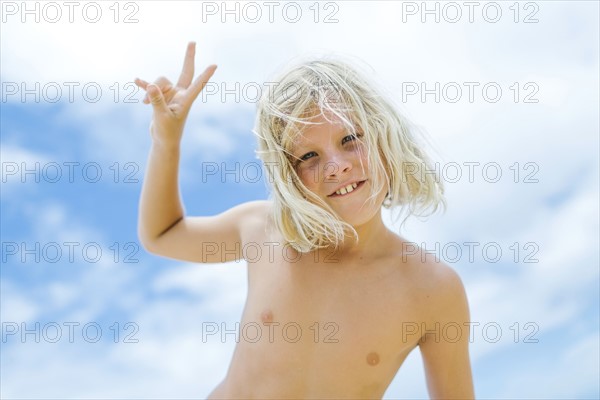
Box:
[395,237,469,311]
[418,259,470,325]
[422,257,466,293]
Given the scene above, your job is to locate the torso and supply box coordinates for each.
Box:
[207,201,435,399]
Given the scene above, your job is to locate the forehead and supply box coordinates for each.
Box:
[290,113,348,149]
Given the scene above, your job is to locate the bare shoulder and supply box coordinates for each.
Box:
[420,258,467,301]
[236,199,272,222]
[234,199,272,216]
[397,238,470,320]
[237,199,273,234]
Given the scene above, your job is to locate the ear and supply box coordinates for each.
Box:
[383,191,392,208]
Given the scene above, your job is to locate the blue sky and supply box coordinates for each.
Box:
[1,1,599,398]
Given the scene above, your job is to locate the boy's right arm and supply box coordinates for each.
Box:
[138,142,268,263]
[135,42,259,263]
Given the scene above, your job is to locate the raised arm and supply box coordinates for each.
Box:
[134,42,259,263]
[418,264,475,399]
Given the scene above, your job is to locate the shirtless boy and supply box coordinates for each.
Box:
[135,42,475,399]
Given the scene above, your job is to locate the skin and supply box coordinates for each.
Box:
[135,42,475,399]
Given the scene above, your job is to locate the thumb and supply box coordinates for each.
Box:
[147,84,169,114]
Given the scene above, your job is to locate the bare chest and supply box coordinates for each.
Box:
[229,241,424,396]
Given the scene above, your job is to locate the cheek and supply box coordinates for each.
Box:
[297,163,320,188]
[354,148,371,175]
[352,139,369,163]
[298,168,320,189]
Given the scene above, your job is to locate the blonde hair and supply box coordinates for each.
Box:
[253,55,446,253]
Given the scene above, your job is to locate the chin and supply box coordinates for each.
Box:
[337,203,382,227]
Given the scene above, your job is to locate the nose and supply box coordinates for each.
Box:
[323,152,352,181]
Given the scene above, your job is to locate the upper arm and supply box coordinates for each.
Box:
[141,200,270,263]
[418,264,475,399]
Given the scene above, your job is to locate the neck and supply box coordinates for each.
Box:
[317,210,392,262]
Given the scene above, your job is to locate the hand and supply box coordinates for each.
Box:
[134,42,217,147]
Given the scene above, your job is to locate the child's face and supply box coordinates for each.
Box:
[290,113,387,225]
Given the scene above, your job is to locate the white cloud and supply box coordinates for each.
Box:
[1,259,247,398]
[0,280,40,323]
[496,332,600,398]
[0,142,53,200]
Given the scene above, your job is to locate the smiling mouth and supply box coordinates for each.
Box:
[328,180,367,197]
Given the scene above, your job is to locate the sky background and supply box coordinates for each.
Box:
[1,0,599,399]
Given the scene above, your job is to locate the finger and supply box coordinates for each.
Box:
[140,77,173,104]
[136,77,167,104]
[134,77,149,89]
[135,78,151,104]
[184,64,218,105]
[147,83,170,115]
[153,76,173,88]
[176,42,196,89]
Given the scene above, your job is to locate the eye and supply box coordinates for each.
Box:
[342,134,357,144]
[293,151,317,167]
[343,132,363,144]
[300,151,317,161]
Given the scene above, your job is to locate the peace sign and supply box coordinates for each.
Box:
[134,42,217,147]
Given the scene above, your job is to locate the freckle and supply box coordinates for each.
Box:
[366,352,380,366]
[261,309,273,323]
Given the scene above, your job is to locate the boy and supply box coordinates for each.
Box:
[135,42,474,399]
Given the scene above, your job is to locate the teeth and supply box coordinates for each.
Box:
[335,182,359,196]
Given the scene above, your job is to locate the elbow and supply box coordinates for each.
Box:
[137,218,182,255]
[138,238,155,254]
[137,229,159,254]
[139,239,156,255]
